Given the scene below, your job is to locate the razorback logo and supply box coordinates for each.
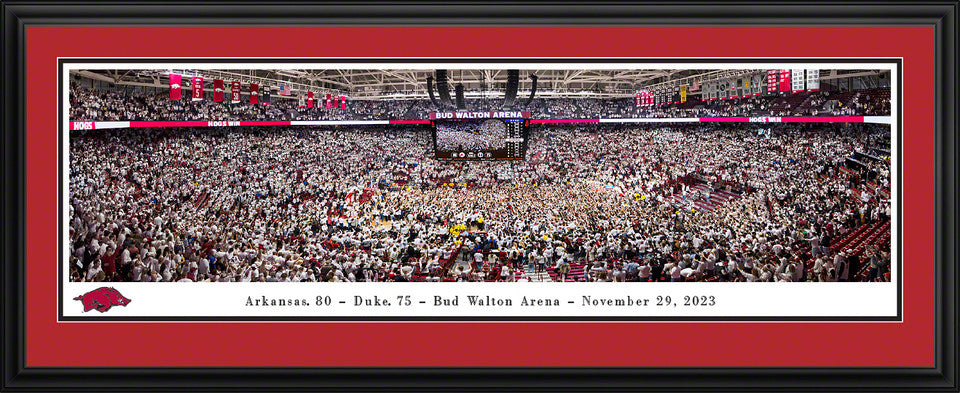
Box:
[251,91,258,96]
[73,287,131,312]
[171,83,181,89]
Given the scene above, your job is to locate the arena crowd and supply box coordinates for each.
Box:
[69,86,891,122]
[69,121,892,284]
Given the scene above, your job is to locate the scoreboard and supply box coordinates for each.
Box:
[430,111,530,161]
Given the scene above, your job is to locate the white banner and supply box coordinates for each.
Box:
[792,69,806,92]
[806,69,820,91]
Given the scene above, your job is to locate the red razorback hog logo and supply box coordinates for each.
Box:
[73,287,131,312]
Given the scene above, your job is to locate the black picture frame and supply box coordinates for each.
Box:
[1,1,956,391]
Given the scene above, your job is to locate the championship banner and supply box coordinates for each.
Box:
[636,92,642,106]
[298,95,305,107]
[262,87,271,105]
[792,69,806,93]
[333,96,339,109]
[766,70,779,93]
[326,93,332,109]
[779,69,792,92]
[169,74,181,100]
[249,83,259,105]
[806,69,820,91]
[429,111,532,120]
[191,77,203,101]
[307,91,314,108]
[230,81,241,103]
[340,96,347,109]
[212,79,224,102]
[680,84,687,103]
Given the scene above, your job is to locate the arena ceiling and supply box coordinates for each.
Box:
[71,68,889,101]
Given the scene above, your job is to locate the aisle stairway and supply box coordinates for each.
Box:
[665,183,743,211]
[804,220,891,280]
[523,270,554,282]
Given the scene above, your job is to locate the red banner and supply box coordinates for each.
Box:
[778,69,791,92]
[429,111,532,120]
[529,119,599,124]
[340,96,347,109]
[231,81,241,103]
[326,93,331,109]
[307,91,313,108]
[127,121,291,128]
[250,84,259,105]
[213,79,224,102]
[698,116,865,123]
[169,74,181,100]
[191,77,203,101]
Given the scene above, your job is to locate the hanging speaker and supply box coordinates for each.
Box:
[502,70,519,108]
[426,76,439,108]
[435,70,452,108]
[523,74,538,107]
[455,84,466,110]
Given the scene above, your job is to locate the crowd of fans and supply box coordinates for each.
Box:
[70,86,891,122]
[69,120,892,284]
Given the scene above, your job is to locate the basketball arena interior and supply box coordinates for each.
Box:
[67,67,893,283]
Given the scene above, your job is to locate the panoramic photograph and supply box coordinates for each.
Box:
[67,66,893,284]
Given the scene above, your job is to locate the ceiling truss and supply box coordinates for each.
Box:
[70,68,891,101]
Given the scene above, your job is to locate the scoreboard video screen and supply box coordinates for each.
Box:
[430,112,529,161]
